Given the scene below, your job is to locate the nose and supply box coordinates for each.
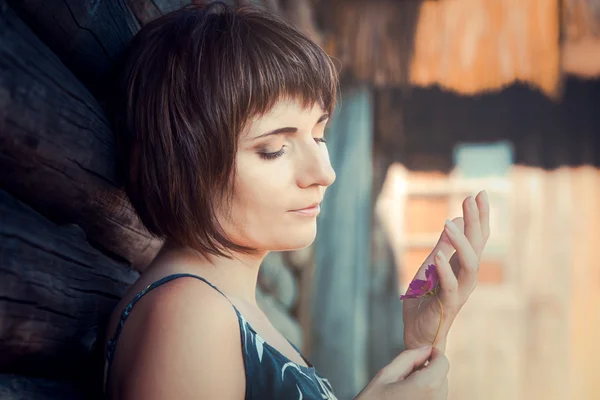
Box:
[296,140,336,189]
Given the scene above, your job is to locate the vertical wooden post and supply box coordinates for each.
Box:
[312,86,373,399]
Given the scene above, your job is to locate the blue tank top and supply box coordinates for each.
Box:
[104,273,338,399]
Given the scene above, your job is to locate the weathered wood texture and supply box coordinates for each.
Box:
[0,0,162,270]
[6,0,139,98]
[0,1,318,396]
[0,374,85,400]
[0,189,139,381]
[312,86,373,399]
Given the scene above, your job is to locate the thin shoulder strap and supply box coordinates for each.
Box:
[104,273,231,394]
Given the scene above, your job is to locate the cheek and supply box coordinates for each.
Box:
[233,158,291,215]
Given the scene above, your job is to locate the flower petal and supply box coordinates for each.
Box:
[407,278,428,291]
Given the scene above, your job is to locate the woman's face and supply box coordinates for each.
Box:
[221,98,336,252]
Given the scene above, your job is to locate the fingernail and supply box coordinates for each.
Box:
[445,219,458,233]
[419,345,431,350]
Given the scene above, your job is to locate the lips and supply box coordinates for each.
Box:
[295,202,320,211]
[289,202,322,217]
[291,202,320,212]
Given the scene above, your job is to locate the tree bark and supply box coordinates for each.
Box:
[0,189,139,381]
[0,0,162,270]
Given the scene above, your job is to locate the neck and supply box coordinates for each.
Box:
[149,239,266,305]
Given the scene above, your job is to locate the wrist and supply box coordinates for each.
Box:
[404,335,447,352]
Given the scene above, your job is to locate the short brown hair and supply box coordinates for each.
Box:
[110,2,338,258]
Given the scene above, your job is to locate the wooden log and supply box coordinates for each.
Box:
[0,189,139,381]
[0,0,162,270]
[6,0,139,98]
[0,374,85,400]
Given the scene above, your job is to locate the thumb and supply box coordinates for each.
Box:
[378,346,433,383]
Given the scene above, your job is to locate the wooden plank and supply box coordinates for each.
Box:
[0,0,162,270]
[569,166,600,400]
[0,190,139,380]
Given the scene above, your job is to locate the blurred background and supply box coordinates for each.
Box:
[0,0,599,399]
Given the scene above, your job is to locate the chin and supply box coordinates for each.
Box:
[273,224,317,251]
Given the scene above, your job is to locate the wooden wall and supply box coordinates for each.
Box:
[0,1,308,397]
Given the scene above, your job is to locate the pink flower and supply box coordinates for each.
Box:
[400,264,440,300]
[400,264,444,347]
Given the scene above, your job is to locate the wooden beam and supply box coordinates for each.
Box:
[0,190,139,380]
[0,1,162,270]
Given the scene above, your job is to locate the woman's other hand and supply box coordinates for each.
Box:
[355,346,449,400]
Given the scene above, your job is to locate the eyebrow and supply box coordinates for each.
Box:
[252,113,329,140]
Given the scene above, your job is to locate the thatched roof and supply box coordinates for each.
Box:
[320,0,421,86]
[409,0,561,98]
[319,0,600,98]
[562,0,600,78]
[129,0,600,98]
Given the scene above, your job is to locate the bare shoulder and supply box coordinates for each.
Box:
[112,277,246,400]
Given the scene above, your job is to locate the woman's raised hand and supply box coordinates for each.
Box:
[402,191,490,350]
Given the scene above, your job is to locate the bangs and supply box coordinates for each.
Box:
[196,5,339,124]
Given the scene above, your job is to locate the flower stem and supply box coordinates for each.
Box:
[431,296,443,347]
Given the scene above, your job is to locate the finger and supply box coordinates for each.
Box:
[462,196,484,257]
[444,219,479,291]
[476,190,490,243]
[434,250,458,304]
[406,347,450,387]
[380,346,433,382]
[414,218,464,280]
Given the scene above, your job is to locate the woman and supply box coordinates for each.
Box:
[103,2,490,399]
